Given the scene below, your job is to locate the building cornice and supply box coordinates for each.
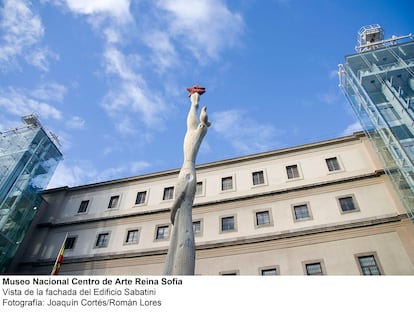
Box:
[43,132,366,193]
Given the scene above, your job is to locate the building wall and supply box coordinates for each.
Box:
[11,132,414,275]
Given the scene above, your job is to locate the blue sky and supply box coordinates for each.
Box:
[1,0,413,188]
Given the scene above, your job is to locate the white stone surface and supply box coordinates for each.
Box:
[163,92,209,275]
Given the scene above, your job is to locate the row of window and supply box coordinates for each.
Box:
[64,194,360,252]
[222,253,382,276]
[63,235,383,276]
[76,157,343,214]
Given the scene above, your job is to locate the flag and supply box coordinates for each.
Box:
[51,233,67,275]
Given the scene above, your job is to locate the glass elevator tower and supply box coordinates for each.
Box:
[0,114,62,273]
[339,25,414,221]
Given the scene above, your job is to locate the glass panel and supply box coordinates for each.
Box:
[261,268,277,275]
[108,196,119,209]
[378,105,400,122]
[195,182,203,195]
[286,165,299,179]
[163,187,174,200]
[256,211,270,225]
[65,237,76,249]
[78,200,89,213]
[390,125,414,140]
[96,233,109,247]
[339,197,356,212]
[0,127,62,273]
[326,157,340,171]
[156,226,169,239]
[126,230,139,243]
[402,141,414,162]
[252,171,264,185]
[294,205,309,220]
[222,177,233,190]
[306,263,323,275]
[221,216,234,231]
[193,221,201,233]
[358,256,381,275]
[135,191,146,204]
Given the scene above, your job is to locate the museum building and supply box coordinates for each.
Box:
[7,132,414,275]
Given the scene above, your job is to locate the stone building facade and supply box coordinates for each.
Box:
[9,132,414,275]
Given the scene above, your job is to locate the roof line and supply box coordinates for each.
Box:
[43,131,366,192]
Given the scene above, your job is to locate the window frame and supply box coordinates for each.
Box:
[154,224,170,241]
[219,270,239,275]
[162,186,174,201]
[254,209,273,228]
[134,190,148,206]
[219,215,237,233]
[302,259,326,275]
[292,202,313,222]
[337,194,360,214]
[192,219,203,236]
[259,266,280,276]
[65,236,77,250]
[77,200,90,214]
[124,228,140,245]
[355,252,383,275]
[195,179,205,197]
[251,170,266,187]
[107,195,120,209]
[221,175,236,192]
[285,163,302,180]
[325,156,342,173]
[94,232,110,248]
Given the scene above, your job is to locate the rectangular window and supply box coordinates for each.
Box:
[221,177,233,191]
[78,200,89,213]
[65,237,76,250]
[358,255,381,275]
[293,204,310,220]
[338,196,358,213]
[256,211,271,226]
[252,171,265,185]
[193,221,201,234]
[306,262,323,275]
[135,191,147,205]
[125,229,139,244]
[221,216,235,231]
[220,271,238,275]
[95,232,109,248]
[163,187,174,200]
[261,268,278,276]
[156,225,169,240]
[326,157,340,172]
[108,195,119,209]
[195,182,203,195]
[286,165,299,179]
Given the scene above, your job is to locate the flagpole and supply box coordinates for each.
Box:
[51,232,68,275]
